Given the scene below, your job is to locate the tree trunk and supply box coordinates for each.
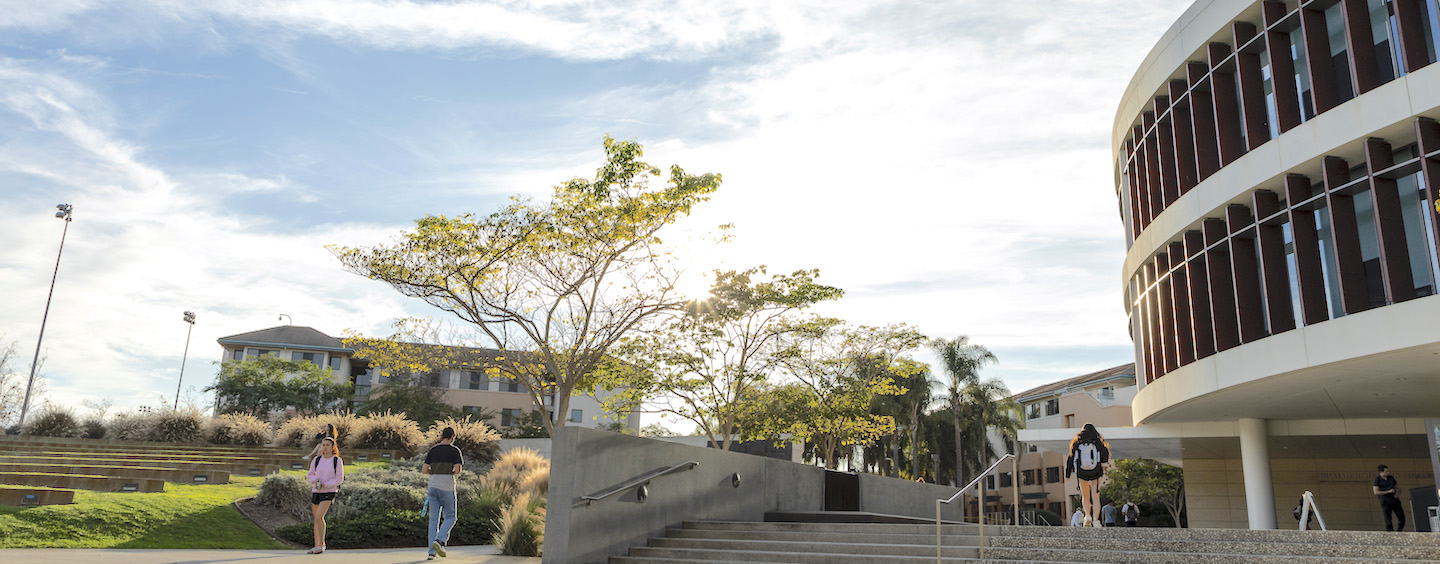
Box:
[908,408,920,482]
[952,414,965,487]
[890,435,901,477]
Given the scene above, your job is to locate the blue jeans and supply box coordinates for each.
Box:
[426,487,458,554]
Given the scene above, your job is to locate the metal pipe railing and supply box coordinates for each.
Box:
[580,461,699,505]
[936,453,1016,563]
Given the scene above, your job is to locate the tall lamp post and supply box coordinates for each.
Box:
[174,311,196,410]
[18,204,73,430]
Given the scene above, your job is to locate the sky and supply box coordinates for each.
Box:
[0,0,1192,425]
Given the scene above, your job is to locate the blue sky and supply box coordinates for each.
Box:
[0,0,1190,424]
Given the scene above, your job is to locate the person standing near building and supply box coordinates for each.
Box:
[1101,501,1117,527]
[1373,464,1406,531]
[1065,423,1110,527]
[1121,500,1140,527]
[423,427,465,559]
[1070,507,1085,527]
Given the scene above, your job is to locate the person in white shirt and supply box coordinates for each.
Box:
[1071,507,1085,527]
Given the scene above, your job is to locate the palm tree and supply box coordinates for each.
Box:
[930,336,996,488]
[956,377,1021,480]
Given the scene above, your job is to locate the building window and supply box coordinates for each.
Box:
[501,408,522,427]
[568,409,582,423]
[247,348,277,359]
[1026,403,1041,419]
[1021,469,1035,486]
[427,372,446,388]
[465,371,488,390]
[1045,467,1060,483]
[292,351,324,366]
[999,473,1012,488]
[499,376,522,393]
[1044,398,1059,416]
[231,349,244,361]
[986,475,995,490]
[1028,444,1039,453]
[329,356,342,371]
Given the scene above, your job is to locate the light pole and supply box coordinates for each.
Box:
[18,204,73,430]
[174,311,196,410]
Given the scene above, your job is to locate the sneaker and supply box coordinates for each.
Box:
[427,555,436,561]
[433,540,447,558]
[1082,515,1092,528]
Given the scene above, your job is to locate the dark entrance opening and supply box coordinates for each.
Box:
[823,470,859,511]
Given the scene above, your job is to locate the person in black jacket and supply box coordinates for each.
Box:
[1065,423,1110,527]
[1373,465,1405,531]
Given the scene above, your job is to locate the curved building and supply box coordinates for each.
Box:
[1031,0,1440,532]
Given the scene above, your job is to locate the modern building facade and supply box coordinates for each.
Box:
[216,326,635,432]
[1025,0,1440,531]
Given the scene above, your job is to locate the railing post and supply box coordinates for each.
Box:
[979,476,986,560]
[936,499,942,564]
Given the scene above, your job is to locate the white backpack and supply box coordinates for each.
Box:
[1076,441,1100,471]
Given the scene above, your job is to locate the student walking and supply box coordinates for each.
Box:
[423,427,465,560]
[1101,501,1117,527]
[1121,500,1140,527]
[1065,423,1110,527]
[306,437,344,554]
[1373,464,1406,531]
[305,424,337,461]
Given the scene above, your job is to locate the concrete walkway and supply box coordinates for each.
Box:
[0,546,541,564]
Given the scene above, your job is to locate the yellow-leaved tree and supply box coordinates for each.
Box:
[331,136,721,435]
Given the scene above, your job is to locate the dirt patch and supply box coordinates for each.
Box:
[234,496,308,548]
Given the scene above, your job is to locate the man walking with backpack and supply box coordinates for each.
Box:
[1121,500,1140,527]
[423,427,465,559]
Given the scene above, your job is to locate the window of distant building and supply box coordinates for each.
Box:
[1044,398,1059,416]
[426,372,446,388]
[231,349,244,361]
[1022,469,1035,486]
[1027,403,1041,419]
[501,408,522,427]
[999,473,1012,488]
[1028,444,1039,453]
[464,371,487,390]
[329,356,342,371]
[986,475,996,490]
[292,351,324,366]
[1045,467,1060,483]
[569,409,582,423]
[499,376,522,393]
[246,348,278,359]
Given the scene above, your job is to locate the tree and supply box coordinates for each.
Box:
[332,136,721,436]
[206,356,352,416]
[1101,458,1186,527]
[875,358,935,478]
[0,338,32,428]
[594,267,843,451]
[949,377,1021,481]
[757,322,927,469]
[930,335,997,487]
[502,410,549,438]
[355,373,464,428]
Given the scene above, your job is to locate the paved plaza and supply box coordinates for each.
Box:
[0,546,539,564]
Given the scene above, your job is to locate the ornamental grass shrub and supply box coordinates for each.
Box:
[492,491,544,556]
[275,411,359,448]
[206,413,273,446]
[106,410,151,441]
[422,416,502,466]
[329,483,424,522]
[78,416,107,439]
[351,411,421,455]
[254,472,313,520]
[23,406,80,437]
[144,408,205,443]
[482,447,549,498]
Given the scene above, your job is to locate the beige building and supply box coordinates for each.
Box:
[216,325,636,432]
[987,364,1137,523]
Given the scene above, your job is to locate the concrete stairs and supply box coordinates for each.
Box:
[609,520,1440,563]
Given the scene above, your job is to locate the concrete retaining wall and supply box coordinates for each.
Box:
[544,427,972,564]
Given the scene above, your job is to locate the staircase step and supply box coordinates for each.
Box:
[685,520,979,536]
[988,534,1440,560]
[667,527,978,546]
[649,537,980,558]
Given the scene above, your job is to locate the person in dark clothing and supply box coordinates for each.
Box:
[1373,464,1405,531]
[423,427,465,559]
[1065,423,1110,527]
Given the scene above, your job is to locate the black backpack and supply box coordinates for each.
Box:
[312,456,339,472]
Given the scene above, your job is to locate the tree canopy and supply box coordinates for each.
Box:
[206,356,352,416]
[1100,458,1186,527]
[332,136,721,435]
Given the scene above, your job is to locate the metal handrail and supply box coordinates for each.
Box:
[936,453,1017,563]
[580,461,699,505]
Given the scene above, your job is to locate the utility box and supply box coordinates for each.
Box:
[1428,506,1438,534]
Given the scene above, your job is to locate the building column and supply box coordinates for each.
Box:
[1238,418,1276,530]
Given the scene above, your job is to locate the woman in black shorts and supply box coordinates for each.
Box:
[1065,423,1110,527]
[305,437,344,553]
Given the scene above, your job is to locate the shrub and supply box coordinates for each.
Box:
[255,472,313,520]
[206,413,273,446]
[23,406,80,437]
[275,411,359,448]
[329,484,423,522]
[79,416,107,440]
[351,411,421,455]
[107,411,151,441]
[483,447,549,497]
[492,491,544,556]
[144,408,205,443]
[422,416,502,466]
[278,508,426,549]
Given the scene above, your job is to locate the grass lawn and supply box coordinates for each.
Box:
[0,476,287,548]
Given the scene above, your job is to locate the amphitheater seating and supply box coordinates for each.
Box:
[0,471,165,493]
[0,462,229,484]
[0,486,75,506]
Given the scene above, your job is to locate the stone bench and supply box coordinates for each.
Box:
[0,486,76,506]
[0,472,165,493]
[0,455,276,478]
[0,462,229,484]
